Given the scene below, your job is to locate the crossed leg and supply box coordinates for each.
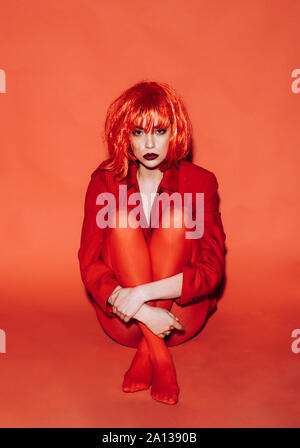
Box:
[98,206,210,404]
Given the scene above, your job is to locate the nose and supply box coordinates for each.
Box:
[145,132,155,149]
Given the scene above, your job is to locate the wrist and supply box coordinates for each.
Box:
[135,284,150,305]
[133,303,147,323]
[134,303,155,324]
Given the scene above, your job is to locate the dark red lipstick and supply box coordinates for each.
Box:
[143,153,159,160]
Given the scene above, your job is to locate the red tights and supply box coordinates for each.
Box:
[95,208,211,404]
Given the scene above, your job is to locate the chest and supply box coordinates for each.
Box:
[137,179,161,226]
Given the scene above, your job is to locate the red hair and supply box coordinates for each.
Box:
[100,80,192,181]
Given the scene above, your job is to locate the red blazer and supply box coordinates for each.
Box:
[78,159,226,317]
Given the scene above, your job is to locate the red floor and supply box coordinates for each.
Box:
[1,271,299,428]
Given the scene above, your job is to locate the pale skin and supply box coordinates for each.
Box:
[108,112,185,338]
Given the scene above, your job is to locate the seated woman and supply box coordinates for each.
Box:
[78,80,226,405]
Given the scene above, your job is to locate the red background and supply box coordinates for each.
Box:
[0,0,299,427]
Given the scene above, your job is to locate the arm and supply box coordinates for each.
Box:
[108,290,184,337]
[136,273,183,303]
[178,171,226,305]
[107,274,183,321]
[107,281,185,335]
[78,171,120,317]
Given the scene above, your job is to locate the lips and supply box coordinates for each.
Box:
[143,153,159,160]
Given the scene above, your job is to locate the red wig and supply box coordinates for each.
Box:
[101,80,193,181]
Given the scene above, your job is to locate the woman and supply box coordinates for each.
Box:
[78,81,226,405]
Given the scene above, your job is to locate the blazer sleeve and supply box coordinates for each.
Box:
[78,171,120,317]
[178,171,226,306]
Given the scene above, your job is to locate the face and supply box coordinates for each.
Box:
[129,112,171,170]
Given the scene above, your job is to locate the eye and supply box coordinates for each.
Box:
[131,129,143,136]
[131,128,167,136]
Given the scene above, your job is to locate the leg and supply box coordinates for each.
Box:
[149,206,211,347]
[100,209,180,403]
[141,205,188,404]
[146,205,213,403]
[97,219,151,347]
[100,210,154,393]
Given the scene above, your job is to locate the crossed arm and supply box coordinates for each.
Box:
[108,273,183,319]
[107,273,185,337]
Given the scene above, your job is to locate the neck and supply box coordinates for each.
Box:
[137,163,163,184]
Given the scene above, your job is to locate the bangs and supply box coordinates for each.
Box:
[126,101,171,133]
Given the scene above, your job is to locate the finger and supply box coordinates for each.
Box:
[112,306,117,314]
[110,295,117,305]
[109,291,120,305]
[122,314,130,323]
[167,311,183,329]
[120,310,130,322]
[116,310,122,319]
[113,305,123,320]
[169,312,180,324]
[170,314,179,323]
[110,290,119,298]
[173,318,184,330]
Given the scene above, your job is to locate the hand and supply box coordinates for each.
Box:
[139,304,184,338]
[108,285,122,306]
[109,286,146,323]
